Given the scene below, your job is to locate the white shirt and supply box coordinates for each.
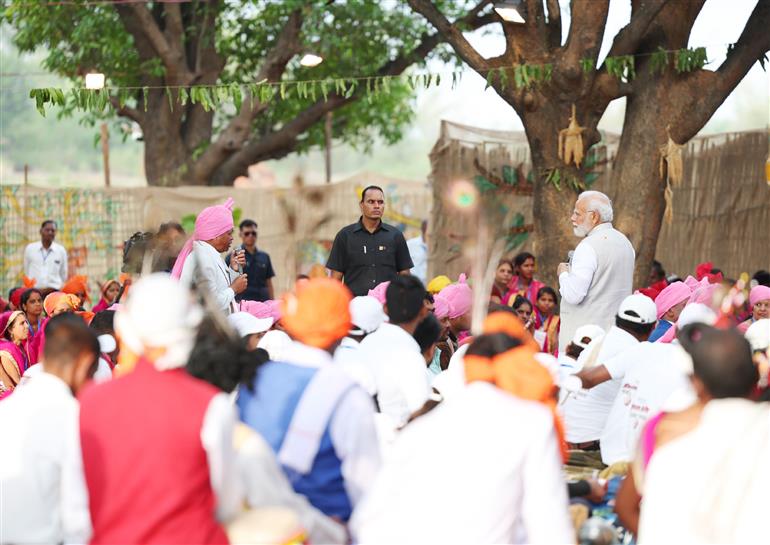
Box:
[201,393,243,522]
[0,371,91,544]
[23,241,68,289]
[600,342,693,464]
[358,323,430,427]
[274,341,382,508]
[334,336,377,396]
[180,241,239,314]
[558,232,599,305]
[562,326,639,442]
[235,423,347,544]
[638,399,770,544]
[406,236,428,284]
[350,382,574,544]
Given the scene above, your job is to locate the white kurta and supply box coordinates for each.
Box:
[179,241,240,314]
[350,382,573,544]
[639,399,770,544]
[0,372,92,544]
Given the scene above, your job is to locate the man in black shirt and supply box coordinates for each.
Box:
[226,219,275,302]
[327,185,414,296]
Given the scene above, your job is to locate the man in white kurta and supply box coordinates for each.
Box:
[350,382,573,544]
[558,191,635,351]
[171,198,247,314]
[0,314,99,544]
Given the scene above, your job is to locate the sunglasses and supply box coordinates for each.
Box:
[242,231,258,237]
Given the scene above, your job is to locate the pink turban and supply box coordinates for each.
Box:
[750,285,770,307]
[265,300,283,323]
[655,281,691,319]
[438,274,473,319]
[690,282,719,306]
[170,198,235,279]
[240,300,272,320]
[367,281,390,305]
[433,293,450,320]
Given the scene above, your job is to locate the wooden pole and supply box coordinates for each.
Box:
[101,122,111,187]
[324,111,333,184]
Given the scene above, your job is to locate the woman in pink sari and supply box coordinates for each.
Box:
[92,279,121,314]
[0,310,31,397]
[502,252,544,308]
[738,285,770,333]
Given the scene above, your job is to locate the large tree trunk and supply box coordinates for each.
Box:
[139,90,199,186]
[521,112,585,288]
[612,83,670,288]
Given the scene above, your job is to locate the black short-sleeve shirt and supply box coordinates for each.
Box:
[326,218,414,296]
[225,248,275,302]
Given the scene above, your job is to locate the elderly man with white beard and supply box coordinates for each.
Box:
[557,191,635,353]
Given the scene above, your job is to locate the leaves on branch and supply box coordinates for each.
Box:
[675,47,707,73]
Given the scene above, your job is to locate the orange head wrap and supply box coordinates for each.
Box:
[43,292,81,316]
[22,276,36,288]
[465,311,568,461]
[281,278,352,350]
[61,275,90,303]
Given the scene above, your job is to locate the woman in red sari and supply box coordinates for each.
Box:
[490,259,514,304]
[502,252,544,308]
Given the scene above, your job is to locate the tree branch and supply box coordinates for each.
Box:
[602,0,672,61]
[109,96,144,124]
[407,0,491,73]
[193,9,304,182]
[115,1,192,85]
[561,0,609,76]
[544,0,562,49]
[672,0,770,141]
[205,3,496,184]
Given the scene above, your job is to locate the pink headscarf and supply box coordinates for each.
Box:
[750,285,770,307]
[655,281,691,319]
[170,198,235,279]
[438,274,473,319]
[265,300,283,323]
[367,281,390,305]
[433,293,450,320]
[241,300,272,320]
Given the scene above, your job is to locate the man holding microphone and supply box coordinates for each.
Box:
[557,191,635,352]
[171,198,248,315]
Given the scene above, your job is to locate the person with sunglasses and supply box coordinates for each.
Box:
[226,219,275,303]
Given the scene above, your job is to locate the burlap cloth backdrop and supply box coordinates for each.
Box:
[428,121,769,283]
[0,172,431,298]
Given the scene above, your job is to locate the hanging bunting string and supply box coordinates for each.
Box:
[23,44,760,116]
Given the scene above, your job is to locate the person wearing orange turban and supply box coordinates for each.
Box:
[238,278,380,524]
[350,310,574,544]
[61,275,90,308]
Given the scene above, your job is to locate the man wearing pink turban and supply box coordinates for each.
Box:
[648,281,692,342]
[171,198,247,314]
[738,285,770,333]
[437,275,473,346]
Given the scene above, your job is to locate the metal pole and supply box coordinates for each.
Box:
[324,111,333,183]
[101,123,111,187]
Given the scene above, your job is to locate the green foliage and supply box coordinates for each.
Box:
[605,55,635,82]
[648,47,669,75]
[5,0,446,167]
[474,174,497,193]
[505,214,529,252]
[675,47,708,73]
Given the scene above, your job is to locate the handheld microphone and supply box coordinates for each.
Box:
[237,244,245,274]
[567,251,575,266]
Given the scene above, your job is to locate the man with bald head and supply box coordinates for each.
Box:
[557,191,635,352]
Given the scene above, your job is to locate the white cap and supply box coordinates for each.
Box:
[617,294,657,325]
[349,296,387,335]
[572,324,605,349]
[745,319,770,352]
[114,273,203,371]
[677,303,717,328]
[227,312,273,338]
[257,330,292,361]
